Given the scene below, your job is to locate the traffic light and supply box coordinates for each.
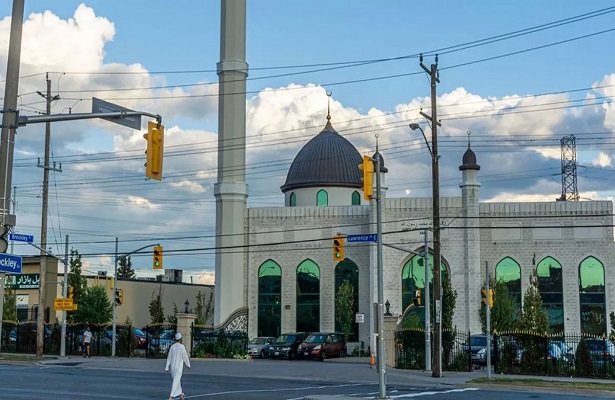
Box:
[413,289,422,306]
[333,235,345,262]
[153,245,163,269]
[358,155,374,200]
[115,289,124,305]
[482,289,493,307]
[68,286,74,300]
[144,121,164,181]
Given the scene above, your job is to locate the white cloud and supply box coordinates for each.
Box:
[592,152,612,167]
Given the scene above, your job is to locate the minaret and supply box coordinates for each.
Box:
[459,131,481,332]
[214,0,249,325]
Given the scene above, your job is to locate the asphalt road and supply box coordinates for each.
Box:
[0,359,611,399]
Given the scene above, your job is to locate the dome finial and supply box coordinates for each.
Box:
[467,130,471,149]
[326,90,332,121]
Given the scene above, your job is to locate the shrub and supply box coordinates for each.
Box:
[575,338,592,377]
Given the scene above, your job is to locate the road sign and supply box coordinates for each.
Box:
[54,297,77,311]
[0,253,22,274]
[346,234,377,243]
[355,312,365,323]
[92,97,142,130]
[9,233,34,243]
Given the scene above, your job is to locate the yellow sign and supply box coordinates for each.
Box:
[54,297,75,311]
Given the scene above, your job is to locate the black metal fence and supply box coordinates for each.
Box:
[143,323,177,358]
[395,329,471,371]
[191,325,248,358]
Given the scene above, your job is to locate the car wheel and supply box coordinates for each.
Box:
[259,350,265,359]
[319,351,326,362]
[288,351,296,360]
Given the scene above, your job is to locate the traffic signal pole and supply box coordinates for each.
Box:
[485,261,491,379]
[374,152,386,400]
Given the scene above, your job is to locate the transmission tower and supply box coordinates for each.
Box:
[558,134,579,201]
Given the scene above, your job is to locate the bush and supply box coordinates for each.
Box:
[575,338,592,377]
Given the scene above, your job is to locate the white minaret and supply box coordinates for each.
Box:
[214,0,249,325]
[459,131,481,333]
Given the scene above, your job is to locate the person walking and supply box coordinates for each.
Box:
[165,332,191,400]
[82,326,92,358]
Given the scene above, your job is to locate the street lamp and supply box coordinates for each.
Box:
[409,122,442,377]
[184,299,190,313]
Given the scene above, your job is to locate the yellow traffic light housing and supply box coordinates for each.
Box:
[333,235,345,262]
[153,245,163,269]
[358,155,374,200]
[115,289,124,305]
[144,121,164,181]
[482,288,493,307]
[68,286,74,300]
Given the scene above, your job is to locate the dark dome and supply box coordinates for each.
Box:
[281,120,363,192]
[459,147,480,171]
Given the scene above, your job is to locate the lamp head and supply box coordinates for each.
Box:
[409,123,420,131]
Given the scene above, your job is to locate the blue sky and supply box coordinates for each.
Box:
[0,1,614,283]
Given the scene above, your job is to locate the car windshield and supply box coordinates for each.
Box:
[305,334,327,343]
[470,336,487,346]
[133,329,145,336]
[250,337,267,344]
[275,335,296,343]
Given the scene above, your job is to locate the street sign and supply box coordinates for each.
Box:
[346,234,378,243]
[54,297,77,311]
[0,253,22,274]
[9,233,34,243]
[355,312,365,324]
[92,97,142,130]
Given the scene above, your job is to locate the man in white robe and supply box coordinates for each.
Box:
[165,332,191,400]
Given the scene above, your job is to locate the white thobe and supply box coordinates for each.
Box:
[165,342,191,398]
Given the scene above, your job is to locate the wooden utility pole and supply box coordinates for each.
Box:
[419,54,442,378]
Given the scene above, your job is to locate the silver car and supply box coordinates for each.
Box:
[247,336,276,358]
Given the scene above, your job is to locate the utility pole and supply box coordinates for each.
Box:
[419,54,443,378]
[374,149,387,399]
[485,261,491,379]
[423,229,431,372]
[60,234,69,357]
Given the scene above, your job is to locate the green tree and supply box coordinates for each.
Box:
[480,279,518,334]
[67,249,87,323]
[610,311,615,340]
[167,303,178,325]
[519,271,549,334]
[442,275,458,363]
[149,285,164,324]
[336,280,355,340]
[194,291,214,325]
[3,279,17,322]
[116,256,136,279]
[73,285,113,325]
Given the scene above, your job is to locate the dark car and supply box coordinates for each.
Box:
[269,332,309,360]
[466,334,494,365]
[585,339,615,368]
[298,333,346,361]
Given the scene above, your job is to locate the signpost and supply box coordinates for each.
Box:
[346,234,377,243]
[53,297,77,311]
[9,233,33,243]
[0,253,22,274]
[91,97,142,130]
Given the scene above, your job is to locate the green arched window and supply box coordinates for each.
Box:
[579,256,606,335]
[258,260,282,337]
[536,256,564,333]
[335,259,359,341]
[289,192,296,207]
[351,191,361,205]
[496,257,522,313]
[317,189,328,207]
[401,252,448,316]
[296,260,320,333]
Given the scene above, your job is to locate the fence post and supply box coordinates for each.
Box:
[190,322,194,358]
[145,325,149,358]
[493,332,498,373]
[468,331,472,371]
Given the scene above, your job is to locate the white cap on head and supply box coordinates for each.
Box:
[175,332,182,341]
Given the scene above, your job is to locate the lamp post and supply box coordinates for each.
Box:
[184,299,190,314]
[410,122,441,377]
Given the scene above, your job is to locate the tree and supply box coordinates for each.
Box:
[67,249,87,323]
[3,279,17,322]
[610,311,615,340]
[336,280,355,340]
[73,285,113,325]
[442,275,458,363]
[480,279,518,334]
[148,285,165,324]
[116,256,136,279]
[519,271,549,334]
[194,291,215,325]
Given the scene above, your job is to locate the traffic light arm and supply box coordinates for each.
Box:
[115,243,161,262]
[18,110,162,126]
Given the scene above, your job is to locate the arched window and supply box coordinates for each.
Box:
[401,252,448,318]
[335,259,359,341]
[296,260,320,333]
[289,192,296,207]
[579,256,606,335]
[258,260,282,337]
[536,256,564,333]
[317,189,328,207]
[351,191,361,205]
[496,257,521,313]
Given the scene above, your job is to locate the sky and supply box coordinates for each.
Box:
[0,1,615,285]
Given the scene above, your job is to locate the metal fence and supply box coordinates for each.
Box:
[395,329,471,372]
[191,325,248,358]
[143,323,177,358]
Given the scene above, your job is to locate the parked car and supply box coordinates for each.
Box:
[548,340,574,364]
[269,332,309,360]
[247,336,276,358]
[466,334,494,365]
[585,339,615,368]
[298,333,346,361]
[148,329,176,354]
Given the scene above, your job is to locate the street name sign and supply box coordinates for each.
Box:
[92,97,142,130]
[346,234,378,243]
[0,253,22,274]
[9,233,34,243]
[54,298,77,311]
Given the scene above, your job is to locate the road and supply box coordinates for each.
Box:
[0,358,611,399]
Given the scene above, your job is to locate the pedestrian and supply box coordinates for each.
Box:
[82,326,92,358]
[165,332,191,400]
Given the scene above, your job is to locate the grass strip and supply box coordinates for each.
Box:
[468,377,615,391]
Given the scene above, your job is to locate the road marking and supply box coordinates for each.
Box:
[184,383,365,398]
[386,388,480,398]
